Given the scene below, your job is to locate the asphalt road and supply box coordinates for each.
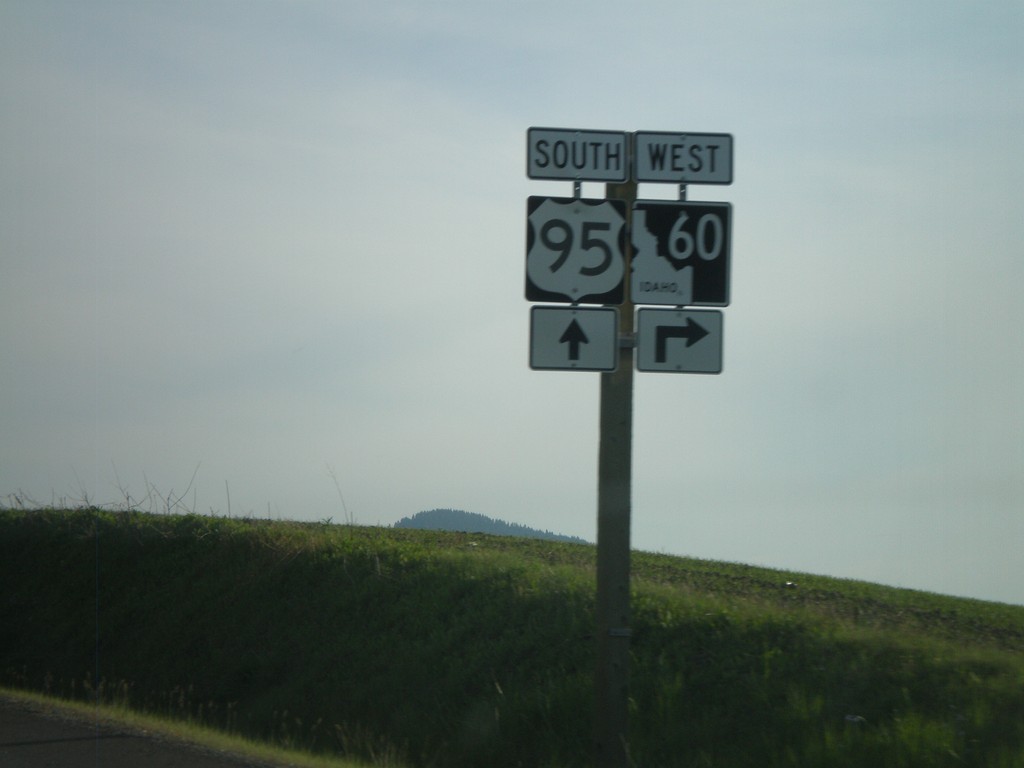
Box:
[0,694,265,768]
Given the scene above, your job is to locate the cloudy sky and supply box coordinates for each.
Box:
[2,1,1022,605]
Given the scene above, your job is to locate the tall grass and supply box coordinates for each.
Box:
[2,508,1022,767]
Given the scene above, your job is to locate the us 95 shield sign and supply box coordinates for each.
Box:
[526,196,626,305]
[631,201,731,307]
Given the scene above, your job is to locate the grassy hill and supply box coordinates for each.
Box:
[1,508,1022,767]
[393,508,588,544]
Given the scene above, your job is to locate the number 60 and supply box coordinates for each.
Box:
[669,212,723,261]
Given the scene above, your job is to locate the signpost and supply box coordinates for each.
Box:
[593,178,635,768]
[523,126,734,767]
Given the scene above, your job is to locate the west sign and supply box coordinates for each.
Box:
[633,132,733,184]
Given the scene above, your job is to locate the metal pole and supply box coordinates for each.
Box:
[594,178,636,768]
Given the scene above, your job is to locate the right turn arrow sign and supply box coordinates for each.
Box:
[637,309,723,374]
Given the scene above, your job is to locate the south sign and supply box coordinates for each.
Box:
[527,127,629,182]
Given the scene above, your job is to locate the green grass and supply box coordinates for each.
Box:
[2,507,1023,767]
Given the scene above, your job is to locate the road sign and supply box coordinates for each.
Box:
[530,306,618,371]
[636,308,723,373]
[522,126,736,768]
[634,132,733,184]
[526,196,627,304]
[631,200,731,306]
[527,127,630,182]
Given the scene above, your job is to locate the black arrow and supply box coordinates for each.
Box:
[655,319,708,362]
[560,319,589,361]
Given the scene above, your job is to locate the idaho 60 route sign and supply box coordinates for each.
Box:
[631,200,731,307]
[525,196,626,304]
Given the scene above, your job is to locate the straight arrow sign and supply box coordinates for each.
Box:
[636,308,723,374]
[530,306,617,371]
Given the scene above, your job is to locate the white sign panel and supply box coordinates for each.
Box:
[526,196,626,304]
[530,306,618,371]
[636,309,723,374]
[631,201,731,306]
[634,132,733,184]
[527,127,630,182]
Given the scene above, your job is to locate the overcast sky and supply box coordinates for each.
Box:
[2,1,1022,605]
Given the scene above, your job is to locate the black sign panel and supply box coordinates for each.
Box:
[526,196,627,305]
[631,201,731,307]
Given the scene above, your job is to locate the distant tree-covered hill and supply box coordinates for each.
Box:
[393,508,588,544]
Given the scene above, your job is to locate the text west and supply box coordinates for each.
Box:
[644,141,723,175]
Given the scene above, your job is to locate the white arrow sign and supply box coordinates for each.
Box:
[636,308,723,373]
[530,306,618,371]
